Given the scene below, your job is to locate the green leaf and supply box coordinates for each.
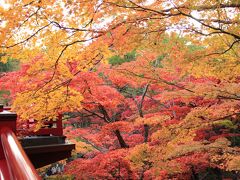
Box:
[213,119,237,129]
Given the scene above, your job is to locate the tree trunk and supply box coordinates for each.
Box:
[114,129,129,148]
[143,124,149,143]
[211,168,222,180]
[138,84,150,143]
[98,104,112,123]
[190,166,199,180]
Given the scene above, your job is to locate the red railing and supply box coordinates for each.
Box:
[0,128,40,180]
[5,106,63,136]
[26,114,63,136]
[0,106,41,179]
[0,106,72,179]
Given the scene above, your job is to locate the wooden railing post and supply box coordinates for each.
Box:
[0,105,17,159]
[28,114,63,136]
[0,105,40,179]
[1,128,41,179]
[57,114,63,136]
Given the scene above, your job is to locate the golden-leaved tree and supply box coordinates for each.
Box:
[0,0,239,122]
[1,1,240,178]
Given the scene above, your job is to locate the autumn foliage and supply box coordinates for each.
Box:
[0,0,240,179]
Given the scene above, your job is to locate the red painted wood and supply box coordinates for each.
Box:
[0,107,40,180]
[57,114,63,135]
[2,106,63,136]
[3,107,11,111]
[0,110,17,159]
[0,106,73,177]
[0,159,11,180]
[27,114,63,136]
[1,128,41,180]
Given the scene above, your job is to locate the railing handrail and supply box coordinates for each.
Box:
[0,127,41,180]
[2,107,63,136]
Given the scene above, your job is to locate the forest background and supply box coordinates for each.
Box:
[0,0,240,179]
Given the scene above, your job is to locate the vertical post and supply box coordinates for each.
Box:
[0,105,40,179]
[0,105,17,159]
[56,114,63,136]
[0,104,3,112]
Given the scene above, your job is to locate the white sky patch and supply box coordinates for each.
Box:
[0,0,10,28]
[189,11,202,29]
[142,0,156,6]
[0,0,11,9]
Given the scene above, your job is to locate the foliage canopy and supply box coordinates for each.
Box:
[0,0,240,179]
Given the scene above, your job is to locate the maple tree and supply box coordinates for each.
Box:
[60,51,240,179]
[0,0,239,121]
[61,42,239,179]
[0,0,240,179]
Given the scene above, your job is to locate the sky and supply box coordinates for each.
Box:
[0,0,10,9]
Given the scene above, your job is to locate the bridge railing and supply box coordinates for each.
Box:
[3,107,63,136]
[0,105,40,179]
[0,128,40,180]
[26,114,63,136]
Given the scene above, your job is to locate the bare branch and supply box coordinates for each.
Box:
[1,22,52,49]
[205,39,240,56]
